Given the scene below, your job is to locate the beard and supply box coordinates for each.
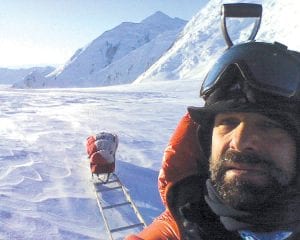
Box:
[209,149,291,211]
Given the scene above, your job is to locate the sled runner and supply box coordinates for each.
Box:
[86,132,146,239]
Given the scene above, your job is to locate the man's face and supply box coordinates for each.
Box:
[210,112,297,210]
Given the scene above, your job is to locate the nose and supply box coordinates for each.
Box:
[229,122,260,152]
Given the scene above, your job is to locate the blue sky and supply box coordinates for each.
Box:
[0,0,208,68]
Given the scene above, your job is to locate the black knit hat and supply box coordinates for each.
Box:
[188,63,300,158]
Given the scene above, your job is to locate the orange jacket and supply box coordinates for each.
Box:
[126,112,204,239]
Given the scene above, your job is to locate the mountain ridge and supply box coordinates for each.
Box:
[13,11,186,88]
[135,0,300,83]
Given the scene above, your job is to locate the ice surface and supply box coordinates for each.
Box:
[0,78,202,239]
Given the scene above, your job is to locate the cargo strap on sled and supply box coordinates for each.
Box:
[92,173,147,239]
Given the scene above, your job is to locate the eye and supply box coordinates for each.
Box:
[215,117,240,129]
[218,117,238,126]
[258,120,282,130]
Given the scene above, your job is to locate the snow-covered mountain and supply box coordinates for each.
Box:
[13,0,300,89]
[14,11,186,88]
[135,0,300,83]
[0,66,54,85]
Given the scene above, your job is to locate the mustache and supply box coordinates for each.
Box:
[222,150,271,167]
[216,149,289,186]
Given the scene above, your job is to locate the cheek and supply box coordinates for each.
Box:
[267,135,297,179]
[211,131,226,166]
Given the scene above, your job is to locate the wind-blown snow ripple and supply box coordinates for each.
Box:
[0,81,201,239]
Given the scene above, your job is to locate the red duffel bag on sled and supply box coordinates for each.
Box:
[86,132,119,181]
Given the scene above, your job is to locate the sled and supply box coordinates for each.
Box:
[87,132,119,183]
[86,132,146,239]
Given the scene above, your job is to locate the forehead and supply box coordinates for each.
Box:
[214,112,277,123]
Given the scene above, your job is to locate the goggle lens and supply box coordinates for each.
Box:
[201,42,300,99]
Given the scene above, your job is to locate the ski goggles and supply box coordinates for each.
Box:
[200,41,300,101]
